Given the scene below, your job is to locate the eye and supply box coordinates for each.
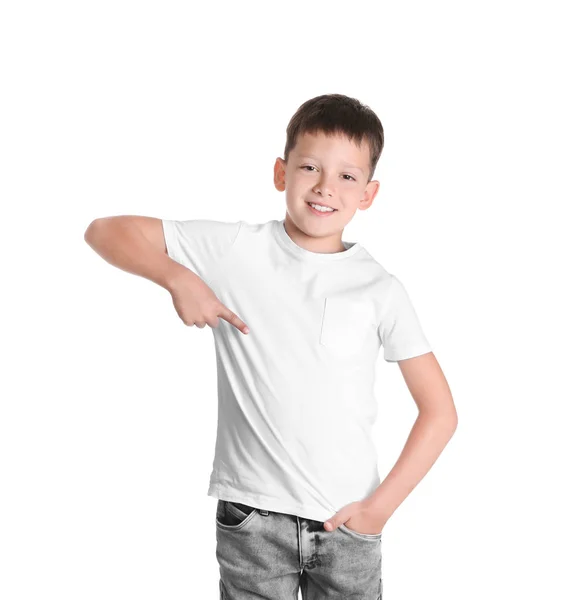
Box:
[301,166,356,181]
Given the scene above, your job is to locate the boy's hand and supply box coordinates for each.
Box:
[323,500,387,535]
[167,270,249,335]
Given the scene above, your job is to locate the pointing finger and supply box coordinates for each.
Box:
[218,303,250,335]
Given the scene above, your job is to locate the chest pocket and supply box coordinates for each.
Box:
[319,296,376,358]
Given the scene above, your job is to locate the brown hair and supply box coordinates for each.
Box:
[283,94,384,182]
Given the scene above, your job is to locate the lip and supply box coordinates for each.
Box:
[306,201,337,217]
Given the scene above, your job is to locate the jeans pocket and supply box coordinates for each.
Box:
[338,522,383,541]
[216,500,258,530]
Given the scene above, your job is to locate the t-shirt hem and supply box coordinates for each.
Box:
[161,219,181,264]
[207,481,333,523]
[384,344,432,362]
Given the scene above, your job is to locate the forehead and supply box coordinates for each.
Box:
[292,131,370,165]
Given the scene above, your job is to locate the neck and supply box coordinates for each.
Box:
[283,213,346,254]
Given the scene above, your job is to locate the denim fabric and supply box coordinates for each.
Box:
[216,499,383,599]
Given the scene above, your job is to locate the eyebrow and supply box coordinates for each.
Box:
[298,155,364,174]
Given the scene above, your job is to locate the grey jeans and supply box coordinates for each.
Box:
[216,499,383,599]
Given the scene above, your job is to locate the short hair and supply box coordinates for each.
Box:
[284,94,384,182]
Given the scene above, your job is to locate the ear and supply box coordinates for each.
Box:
[359,180,380,210]
[274,157,287,192]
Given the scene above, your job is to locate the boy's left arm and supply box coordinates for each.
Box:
[323,352,457,534]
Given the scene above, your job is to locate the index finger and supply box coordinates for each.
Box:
[218,303,249,334]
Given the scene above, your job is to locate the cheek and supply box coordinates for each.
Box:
[285,180,307,198]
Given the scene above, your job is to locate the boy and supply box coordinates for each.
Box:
[85,93,457,599]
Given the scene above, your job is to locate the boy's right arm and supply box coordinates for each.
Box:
[84,215,188,291]
[83,216,249,333]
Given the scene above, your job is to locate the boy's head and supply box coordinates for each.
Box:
[274,94,383,243]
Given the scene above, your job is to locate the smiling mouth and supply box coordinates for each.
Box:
[306,201,337,212]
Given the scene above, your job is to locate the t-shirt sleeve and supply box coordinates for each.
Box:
[161,218,242,285]
[378,274,432,362]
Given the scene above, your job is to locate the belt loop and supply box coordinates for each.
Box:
[260,509,269,516]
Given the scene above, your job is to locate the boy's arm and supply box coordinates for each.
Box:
[364,352,457,522]
[84,215,192,292]
[323,351,457,534]
[84,215,249,333]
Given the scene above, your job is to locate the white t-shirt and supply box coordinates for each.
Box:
[162,217,432,522]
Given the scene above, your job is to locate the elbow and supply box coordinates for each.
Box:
[424,407,458,435]
[442,395,459,434]
[446,408,459,435]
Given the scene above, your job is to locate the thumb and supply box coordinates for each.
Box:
[323,514,342,531]
[323,520,336,531]
[324,505,354,531]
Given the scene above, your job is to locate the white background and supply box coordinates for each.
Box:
[1,1,570,598]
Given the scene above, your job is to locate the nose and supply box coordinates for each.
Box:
[313,174,335,197]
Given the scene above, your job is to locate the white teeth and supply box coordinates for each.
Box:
[309,202,335,212]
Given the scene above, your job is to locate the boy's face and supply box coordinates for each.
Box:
[274,131,380,241]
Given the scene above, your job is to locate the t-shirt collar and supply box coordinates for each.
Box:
[273,219,362,261]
